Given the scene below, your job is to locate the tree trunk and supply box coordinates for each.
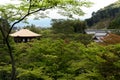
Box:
[0,19,16,80]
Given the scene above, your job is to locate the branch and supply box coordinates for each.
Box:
[27,0,32,14]
[6,1,54,40]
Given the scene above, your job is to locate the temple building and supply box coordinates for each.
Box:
[10,29,41,42]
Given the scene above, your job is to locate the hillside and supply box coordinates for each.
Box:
[85,1,120,29]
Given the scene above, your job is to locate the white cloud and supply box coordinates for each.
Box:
[48,0,118,19]
[0,0,20,4]
[0,0,118,19]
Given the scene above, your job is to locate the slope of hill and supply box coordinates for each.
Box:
[85,1,120,29]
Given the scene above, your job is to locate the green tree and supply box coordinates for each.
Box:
[52,19,86,34]
[12,38,86,80]
[23,24,41,34]
[10,38,120,80]
[108,14,120,29]
[0,0,92,80]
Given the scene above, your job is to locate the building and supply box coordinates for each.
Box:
[93,32,108,42]
[10,29,41,42]
[85,29,110,42]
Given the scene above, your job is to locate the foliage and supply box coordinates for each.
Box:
[23,24,42,34]
[0,0,92,23]
[0,18,10,41]
[109,14,120,29]
[0,0,92,79]
[40,31,93,45]
[0,0,120,80]
[51,19,86,34]
[11,39,86,80]
[0,38,120,80]
[86,1,120,28]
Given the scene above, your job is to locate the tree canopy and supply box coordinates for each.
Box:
[0,0,92,23]
[0,0,92,80]
[85,0,120,28]
[51,19,86,34]
[1,1,120,80]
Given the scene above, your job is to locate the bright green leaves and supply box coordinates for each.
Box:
[12,38,86,79]
[0,0,93,79]
[1,37,120,79]
[17,67,52,80]
[56,0,93,17]
[0,0,93,23]
[28,0,92,17]
[0,3,25,22]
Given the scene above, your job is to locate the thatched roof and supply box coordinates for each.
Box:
[10,29,41,37]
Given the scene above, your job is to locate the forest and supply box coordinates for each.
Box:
[0,0,120,80]
[86,1,120,29]
[1,19,120,80]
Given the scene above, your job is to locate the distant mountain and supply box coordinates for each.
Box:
[85,1,120,29]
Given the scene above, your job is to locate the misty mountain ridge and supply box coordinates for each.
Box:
[86,1,120,29]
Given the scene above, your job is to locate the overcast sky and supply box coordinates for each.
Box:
[38,0,118,19]
[0,0,118,27]
[0,0,118,19]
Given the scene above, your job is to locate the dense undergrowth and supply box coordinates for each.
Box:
[0,38,120,80]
